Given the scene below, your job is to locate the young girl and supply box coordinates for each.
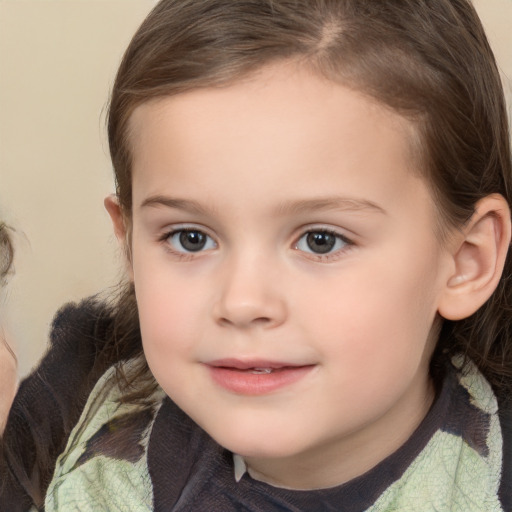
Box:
[2,0,512,510]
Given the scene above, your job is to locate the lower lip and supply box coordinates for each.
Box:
[206,365,314,395]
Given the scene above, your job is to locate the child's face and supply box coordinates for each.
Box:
[126,64,455,489]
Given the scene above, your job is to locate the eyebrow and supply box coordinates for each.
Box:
[275,197,386,216]
[140,195,386,216]
[140,196,214,216]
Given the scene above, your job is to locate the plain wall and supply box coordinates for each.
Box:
[0,1,154,375]
[0,0,511,376]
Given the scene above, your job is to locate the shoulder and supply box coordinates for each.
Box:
[370,359,507,511]
[11,295,118,444]
[1,296,120,511]
[48,295,115,360]
[45,360,166,512]
[497,395,512,510]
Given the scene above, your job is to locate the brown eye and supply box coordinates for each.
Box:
[296,230,349,255]
[306,232,336,254]
[168,229,216,253]
[180,231,206,251]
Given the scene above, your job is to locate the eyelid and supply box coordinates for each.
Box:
[159,223,218,256]
[159,223,217,240]
[293,225,355,259]
[294,224,355,242]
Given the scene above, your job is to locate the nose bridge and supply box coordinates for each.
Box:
[213,246,286,329]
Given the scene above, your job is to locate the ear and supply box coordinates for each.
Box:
[438,194,511,321]
[104,194,134,278]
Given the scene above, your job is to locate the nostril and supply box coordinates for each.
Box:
[253,316,272,325]
[218,317,232,327]
[218,316,271,327]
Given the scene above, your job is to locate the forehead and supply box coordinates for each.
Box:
[127,63,432,221]
[129,63,420,158]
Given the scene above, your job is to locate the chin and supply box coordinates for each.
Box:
[212,429,305,459]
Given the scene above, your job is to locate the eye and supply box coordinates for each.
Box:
[295,230,350,255]
[167,229,216,253]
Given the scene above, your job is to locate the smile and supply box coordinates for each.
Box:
[204,359,315,395]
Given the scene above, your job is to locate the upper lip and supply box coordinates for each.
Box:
[206,358,310,370]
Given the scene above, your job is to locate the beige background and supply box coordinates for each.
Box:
[0,0,511,377]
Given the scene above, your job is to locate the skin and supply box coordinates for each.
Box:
[0,334,17,433]
[109,63,485,490]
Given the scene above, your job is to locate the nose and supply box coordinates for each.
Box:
[212,255,287,329]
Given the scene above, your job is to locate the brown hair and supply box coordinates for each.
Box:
[107,0,512,399]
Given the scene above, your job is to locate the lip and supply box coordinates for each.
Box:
[205,359,315,395]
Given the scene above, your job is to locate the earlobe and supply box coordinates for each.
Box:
[104,195,134,277]
[438,194,511,321]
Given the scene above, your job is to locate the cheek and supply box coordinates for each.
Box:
[135,280,202,399]
[301,271,436,421]
[301,252,441,367]
[133,263,205,362]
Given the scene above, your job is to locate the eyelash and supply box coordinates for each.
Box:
[159,226,355,261]
[294,228,354,261]
[159,227,217,260]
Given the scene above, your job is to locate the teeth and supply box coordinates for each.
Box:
[250,368,273,374]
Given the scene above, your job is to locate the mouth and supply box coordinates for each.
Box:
[247,368,274,375]
[205,359,315,395]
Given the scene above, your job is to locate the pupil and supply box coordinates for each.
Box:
[180,231,206,251]
[307,232,335,254]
